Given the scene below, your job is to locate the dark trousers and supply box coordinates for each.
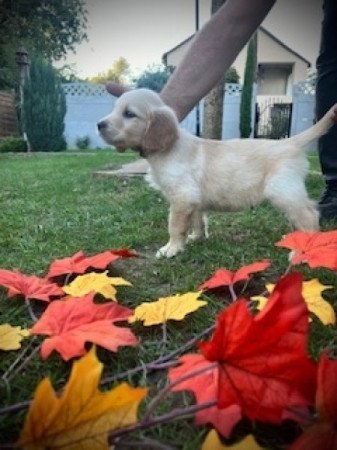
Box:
[316,0,337,181]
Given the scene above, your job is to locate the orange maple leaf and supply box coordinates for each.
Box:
[46,248,137,279]
[276,230,337,270]
[199,260,271,290]
[30,293,139,360]
[0,269,64,302]
[18,347,148,450]
[289,352,337,450]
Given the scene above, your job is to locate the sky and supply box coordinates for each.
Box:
[57,0,322,80]
[57,0,211,79]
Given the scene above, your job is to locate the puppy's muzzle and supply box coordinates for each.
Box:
[97,120,107,131]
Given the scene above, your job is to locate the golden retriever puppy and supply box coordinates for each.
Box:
[98,88,337,258]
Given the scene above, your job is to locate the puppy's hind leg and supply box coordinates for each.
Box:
[265,175,319,231]
[187,212,209,242]
[156,203,196,258]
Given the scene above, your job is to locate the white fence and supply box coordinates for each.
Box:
[62,82,315,149]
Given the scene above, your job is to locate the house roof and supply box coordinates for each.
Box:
[162,26,311,67]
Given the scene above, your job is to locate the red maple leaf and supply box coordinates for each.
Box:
[276,230,337,270]
[0,269,64,302]
[169,353,241,438]
[30,293,139,360]
[199,260,271,290]
[289,352,337,450]
[46,248,138,279]
[169,273,317,432]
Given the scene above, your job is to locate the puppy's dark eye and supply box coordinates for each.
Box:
[123,109,137,119]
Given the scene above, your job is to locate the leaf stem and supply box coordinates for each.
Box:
[24,297,38,322]
[228,283,237,301]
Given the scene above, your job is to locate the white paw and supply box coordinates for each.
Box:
[156,242,184,258]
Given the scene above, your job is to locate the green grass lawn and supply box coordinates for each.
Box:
[0,149,336,449]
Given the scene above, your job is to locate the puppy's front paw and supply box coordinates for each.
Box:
[156,242,184,258]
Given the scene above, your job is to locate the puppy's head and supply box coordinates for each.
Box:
[98,88,179,157]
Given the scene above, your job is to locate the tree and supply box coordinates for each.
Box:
[240,33,257,138]
[135,65,172,92]
[202,0,227,140]
[23,57,67,152]
[90,58,130,85]
[225,67,240,84]
[0,0,88,89]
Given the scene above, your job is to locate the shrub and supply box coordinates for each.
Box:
[75,135,91,150]
[240,34,257,138]
[135,65,172,92]
[22,57,67,152]
[225,66,240,84]
[0,136,27,153]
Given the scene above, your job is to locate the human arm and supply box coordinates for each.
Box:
[160,0,276,120]
[106,0,277,121]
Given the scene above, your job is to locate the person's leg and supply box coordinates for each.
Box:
[317,0,337,220]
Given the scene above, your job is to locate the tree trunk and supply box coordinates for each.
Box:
[202,0,227,140]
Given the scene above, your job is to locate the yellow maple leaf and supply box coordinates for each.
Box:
[251,295,268,311]
[128,291,207,326]
[63,270,131,300]
[201,430,264,450]
[18,347,148,450]
[0,323,30,350]
[253,279,335,325]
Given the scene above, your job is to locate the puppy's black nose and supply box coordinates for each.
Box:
[97,120,107,131]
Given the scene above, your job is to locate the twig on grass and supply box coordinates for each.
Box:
[117,437,175,449]
[4,343,41,383]
[101,324,215,386]
[0,325,215,418]
[142,362,217,423]
[1,337,38,381]
[108,401,216,444]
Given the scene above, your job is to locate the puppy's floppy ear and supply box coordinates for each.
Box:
[105,82,130,97]
[141,106,179,156]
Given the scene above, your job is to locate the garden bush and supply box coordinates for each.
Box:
[0,136,27,153]
[22,57,67,152]
[75,135,91,150]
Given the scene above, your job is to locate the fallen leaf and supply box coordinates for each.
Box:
[201,430,264,450]
[128,291,207,326]
[253,279,335,325]
[289,352,337,450]
[251,295,268,311]
[30,293,139,360]
[47,248,137,279]
[0,324,30,350]
[0,269,64,302]
[170,273,317,433]
[276,230,337,270]
[63,271,131,300]
[169,353,241,438]
[199,260,271,291]
[18,347,148,450]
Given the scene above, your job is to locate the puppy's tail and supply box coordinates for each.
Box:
[288,103,337,147]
